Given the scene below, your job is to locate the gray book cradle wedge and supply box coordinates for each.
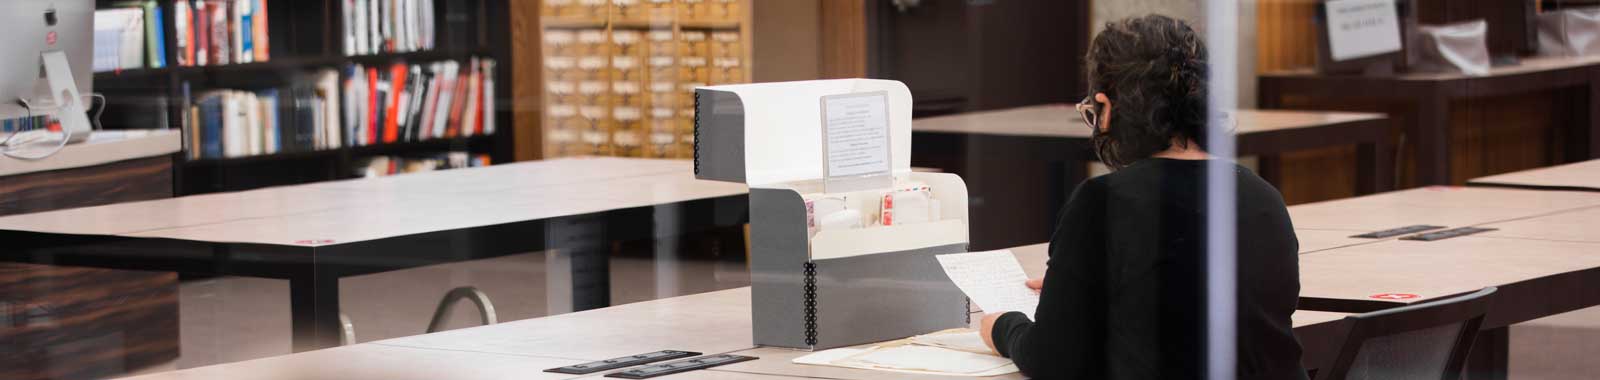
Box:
[693,79,972,350]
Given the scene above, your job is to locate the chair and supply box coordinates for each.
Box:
[1314,287,1496,380]
[426,286,499,333]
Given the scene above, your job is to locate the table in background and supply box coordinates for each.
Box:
[912,105,1392,249]
[1260,55,1600,186]
[1469,158,1600,192]
[0,157,749,351]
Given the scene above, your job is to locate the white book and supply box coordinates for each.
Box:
[311,98,325,149]
[482,59,495,135]
[395,0,407,51]
[245,92,262,155]
[319,70,342,149]
[343,0,355,55]
[420,0,435,49]
[262,94,279,153]
[354,0,368,55]
[223,92,248,157]
[232,0,245,64]
[430,61,457,138]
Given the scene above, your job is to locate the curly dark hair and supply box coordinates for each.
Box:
[1086,14,1209,169]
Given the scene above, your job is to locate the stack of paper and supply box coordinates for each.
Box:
[793,329,1019,377]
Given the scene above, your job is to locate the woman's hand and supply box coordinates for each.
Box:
[1026,277,1045,294]
[980,313,1004,354]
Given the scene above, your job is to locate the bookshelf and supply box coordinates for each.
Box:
[92,0,514,195]
[538,0,753,159]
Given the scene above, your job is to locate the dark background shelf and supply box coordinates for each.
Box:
[92,0,513,196]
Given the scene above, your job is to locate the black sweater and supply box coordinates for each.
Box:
[990,158,1307,380]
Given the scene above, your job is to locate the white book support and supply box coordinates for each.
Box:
[694,79,972,350]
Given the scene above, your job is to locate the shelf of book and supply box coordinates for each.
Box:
[92,0,514,196]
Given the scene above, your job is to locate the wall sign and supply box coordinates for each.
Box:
[1325,0,1403,61]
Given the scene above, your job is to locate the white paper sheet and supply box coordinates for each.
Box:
[793,345,1020,377]
[936,250,1039,319]
[909,330,991,354]
[844,345,1013,374]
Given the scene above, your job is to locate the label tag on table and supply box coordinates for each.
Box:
[544,350,701,374]
[604,354,758,379]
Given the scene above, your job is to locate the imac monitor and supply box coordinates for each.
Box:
[0,0,94,147]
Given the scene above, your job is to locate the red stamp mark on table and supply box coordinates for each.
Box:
[295,239,337,245]
[1370,293,1419,300]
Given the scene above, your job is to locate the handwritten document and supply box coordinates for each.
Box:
[936,250,1039,319]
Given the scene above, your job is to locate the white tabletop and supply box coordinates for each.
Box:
[1287,186,1600,232]
[911,105,1385,139]
[0,129,181,177]
[1299,237,1600,306]
[0,157,748,245]
[1480,205,1600,244]
[1469,159,1600,192]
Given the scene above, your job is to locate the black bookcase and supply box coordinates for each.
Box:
[92,0,513,195]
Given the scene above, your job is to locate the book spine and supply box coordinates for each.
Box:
[482,59,495,135]
[175,1,192,66]
[149,2,168,68]
[366,67,378,145]
[254,0,269,61]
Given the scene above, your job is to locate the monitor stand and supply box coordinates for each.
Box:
[39,50,92,144]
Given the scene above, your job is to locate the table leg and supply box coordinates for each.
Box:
[1416,97,1452,186]
[289,272,342,352]
[1587,77,1600,160]
[1465,326,1508,380]
[1355,139,1395,194]
[545,215,611,314]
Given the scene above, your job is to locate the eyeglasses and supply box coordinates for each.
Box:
[1075,96,1100,131]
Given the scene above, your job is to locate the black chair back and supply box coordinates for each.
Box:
[1314,287,1496,380]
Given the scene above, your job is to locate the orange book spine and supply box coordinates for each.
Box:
[383,63,407,143]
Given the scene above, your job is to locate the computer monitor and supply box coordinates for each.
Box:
[0,0,94,147]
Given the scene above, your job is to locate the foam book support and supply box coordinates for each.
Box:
[694,79,972,350]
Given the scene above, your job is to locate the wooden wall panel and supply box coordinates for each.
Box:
[820,0,868,79]
[511,0,545,161]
